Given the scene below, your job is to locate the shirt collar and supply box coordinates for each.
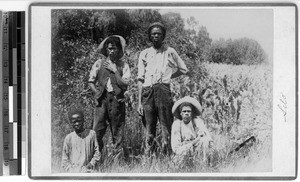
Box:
[151,44,167,53]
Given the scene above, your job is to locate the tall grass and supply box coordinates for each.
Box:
[51,62,272,173]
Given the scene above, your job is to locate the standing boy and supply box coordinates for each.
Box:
[61,107,101,173]
[88,35,131,154]
[137,22,189,156]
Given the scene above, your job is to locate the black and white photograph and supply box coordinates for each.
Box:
[29,3,296,179]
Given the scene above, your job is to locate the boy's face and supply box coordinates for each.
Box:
[107,43,120,61]
[150,27,164,48]
[70,114,84,133]
[180,106,193,124]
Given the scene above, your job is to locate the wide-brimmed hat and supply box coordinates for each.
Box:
[98,35,126,58]
[172,96,202,119]
[147,22,166,40]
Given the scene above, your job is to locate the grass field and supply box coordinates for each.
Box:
[51,61,272,173]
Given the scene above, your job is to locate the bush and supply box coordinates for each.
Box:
[207,38,267,65]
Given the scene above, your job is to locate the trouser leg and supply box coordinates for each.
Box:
[107,93,125,150]
[155,84,174,155]
[93,97,108,152]
[144,110,157,156]
[141,87,157,156]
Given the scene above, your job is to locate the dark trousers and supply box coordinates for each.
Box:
[93,91,125,152]
[141,83,174,156]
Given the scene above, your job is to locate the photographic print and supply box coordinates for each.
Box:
[29,3,296,179]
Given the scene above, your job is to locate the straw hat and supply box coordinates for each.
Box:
[98,35,126,58]
[172,96,202,119]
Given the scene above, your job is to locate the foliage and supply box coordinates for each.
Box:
[207,38,267,65]
[51,9,272,173]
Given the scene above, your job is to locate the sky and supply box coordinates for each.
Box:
[160,9,273,62]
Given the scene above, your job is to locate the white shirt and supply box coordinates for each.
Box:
[61,129,100,172]
[138,45,188,87]
[171,117,212,155]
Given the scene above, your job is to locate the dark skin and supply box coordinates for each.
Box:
[150,27,164,49]
[89,42,129,97]
[70,114,84,134]
[180,106,193,125]
[70,114,93,170]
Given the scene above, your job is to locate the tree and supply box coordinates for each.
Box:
[207,37,267,65]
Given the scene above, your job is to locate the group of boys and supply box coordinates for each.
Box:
[61,22,213,173]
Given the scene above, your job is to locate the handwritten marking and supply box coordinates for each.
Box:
[277,92,287,122]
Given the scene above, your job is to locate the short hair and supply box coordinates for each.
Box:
[68,106,84,122]
[102,36,123,57]
[147,22,166,41]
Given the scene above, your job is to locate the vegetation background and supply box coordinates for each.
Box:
[51,9,272,173]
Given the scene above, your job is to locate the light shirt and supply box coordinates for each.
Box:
[138,45,188,87]
[88,58,131,92]
[171,117,212,155]
[61,129,100,172]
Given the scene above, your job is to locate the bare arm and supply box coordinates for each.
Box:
[115,71,129,88]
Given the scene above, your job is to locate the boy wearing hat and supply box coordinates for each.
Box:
[171,96,213,162]
[88,35,131,153]
[137,22,189,156]
[61,107,101,173]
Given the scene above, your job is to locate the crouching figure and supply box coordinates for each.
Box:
[171,96,214,165]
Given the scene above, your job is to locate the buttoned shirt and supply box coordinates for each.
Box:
[88,58,131,92]
[138,45,188,87]
[61,129,101,172]
[171,117,212,155]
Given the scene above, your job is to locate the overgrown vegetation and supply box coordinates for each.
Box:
[51,9,272,173]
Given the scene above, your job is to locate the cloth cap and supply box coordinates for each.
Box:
[98,35,126,58]
[147,22,166,40]
[172,96,202,119]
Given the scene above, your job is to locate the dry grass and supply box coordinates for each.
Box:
[51,62,272,173]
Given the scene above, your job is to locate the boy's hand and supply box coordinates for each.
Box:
[104,61,117,73]
[137,104,144,116]
[94,90,102,99]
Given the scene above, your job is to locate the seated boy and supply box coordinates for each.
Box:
[171,96,214,164]
[61,107,100,172]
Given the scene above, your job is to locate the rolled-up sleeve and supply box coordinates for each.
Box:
[170,48,188,74]
[122,62,131,83]
[137,51,146,82]
[88,60,101,84]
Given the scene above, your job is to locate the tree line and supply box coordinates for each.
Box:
[52,9,267,70]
